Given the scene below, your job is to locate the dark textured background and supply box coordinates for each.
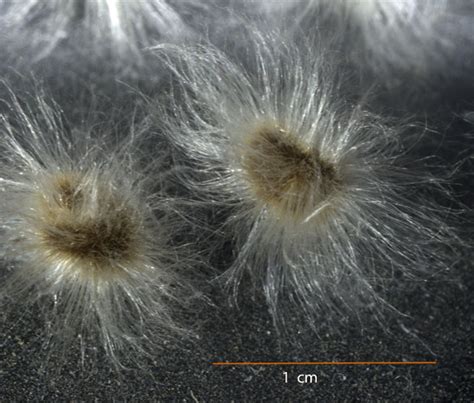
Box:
[1,240,473,400]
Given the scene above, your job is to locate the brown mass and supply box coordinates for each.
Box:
[53,173,82,209]
[241,124,340,221]
[38,173,141,274]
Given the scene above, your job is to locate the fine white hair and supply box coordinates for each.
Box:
[0,0,198,73]
[249,0,474,85]
[0,85,199,369]
[152,29,459,330]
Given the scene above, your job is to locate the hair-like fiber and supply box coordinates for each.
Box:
[0,0,202,78]
[151,29,460,332]
[0,85,200,370]
[250,0,474,87]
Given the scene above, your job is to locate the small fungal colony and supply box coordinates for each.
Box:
[0,0,470,370]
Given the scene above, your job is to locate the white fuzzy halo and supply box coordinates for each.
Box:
[153,30,459,330]
[251,0,474,84]
[0,0,197,72]
[0,86,198,369]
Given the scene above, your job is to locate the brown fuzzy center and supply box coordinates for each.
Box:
[37,173,141,274]
[241,124,340,221]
